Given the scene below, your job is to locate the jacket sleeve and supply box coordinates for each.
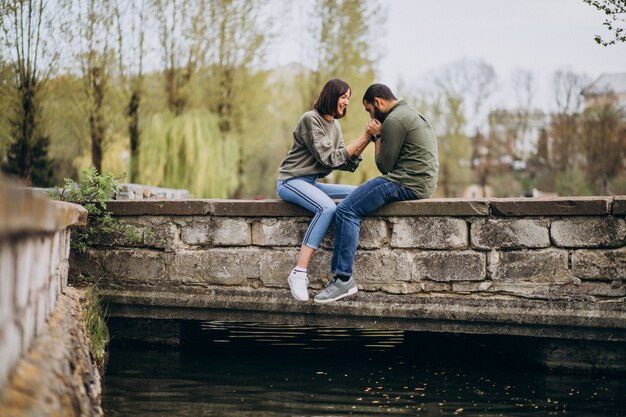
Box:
[302,116,350,168]
[375,117,406,174]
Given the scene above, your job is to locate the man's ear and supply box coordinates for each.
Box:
[373,97,383,108]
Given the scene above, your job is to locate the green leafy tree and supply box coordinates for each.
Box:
[138,110,239,197]
[583,0,626,46]
[3,135,55,186]
[0,0,61,185]
[72,0,116,173]
[203,0,271,198]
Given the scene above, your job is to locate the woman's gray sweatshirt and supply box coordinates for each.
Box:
[278,110,359,180]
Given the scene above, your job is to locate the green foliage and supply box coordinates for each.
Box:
[555,168,594,196]
[83,283,109,371]
[138,110,238,198]
[2,135,56,187]
[49,166,142,252]
[583,0,626,46]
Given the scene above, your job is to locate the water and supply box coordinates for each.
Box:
[103,322,626,416]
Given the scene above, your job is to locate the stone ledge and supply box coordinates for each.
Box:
[0,288,101,415]
[104,197,626,217]
[614,196,626,215]
[99,287,626,342]
[491,197,612,216]
[0,181,87,237]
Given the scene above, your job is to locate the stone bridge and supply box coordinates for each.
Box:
[70,197,626,370]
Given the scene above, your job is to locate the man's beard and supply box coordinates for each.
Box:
[373,104,387,123]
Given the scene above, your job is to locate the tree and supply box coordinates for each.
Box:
[583,0,626,46]
[72,0,116,173]
[510,68,535,160]
[548,70,588,175]
[0,0,59,185]
[432,58,497,195]
[433,58,497,137]
[204,0,272,198]
[152,0,201,116]
[579,101,625,194]
[114,0,146,182]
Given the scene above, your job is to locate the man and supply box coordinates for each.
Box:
[314,83,439,304]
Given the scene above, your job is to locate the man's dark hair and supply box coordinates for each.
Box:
[313,78,351,119]
[362,83,397,104]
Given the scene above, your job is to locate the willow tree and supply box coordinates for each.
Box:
[114,0,146,182]
[0,0,60,185]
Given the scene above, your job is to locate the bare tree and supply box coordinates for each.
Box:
[152,0,201,116]
[433,58,497,195]
[433,58,497,136]
[549,70,588,173]
[583,0,626,46]
[511,68,535,160]
[114,0,146,182]
[0,0,61,184]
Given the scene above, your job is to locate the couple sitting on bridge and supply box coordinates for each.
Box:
[277,80,439,303]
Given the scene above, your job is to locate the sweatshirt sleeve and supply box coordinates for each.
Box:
[302,115,350,168]
[375,117,406,174]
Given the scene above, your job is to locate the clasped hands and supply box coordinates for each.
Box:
[366,119,382,136]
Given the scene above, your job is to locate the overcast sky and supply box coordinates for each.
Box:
[272,0,626,111]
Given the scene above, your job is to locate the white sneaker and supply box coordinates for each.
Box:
[288,268,309,301]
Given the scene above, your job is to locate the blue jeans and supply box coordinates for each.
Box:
[331,176,416,276]
[277,175,357,249]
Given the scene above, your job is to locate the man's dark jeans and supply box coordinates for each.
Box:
[331,176,416,276]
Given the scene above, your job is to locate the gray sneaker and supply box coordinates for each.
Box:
[314,277,358,304]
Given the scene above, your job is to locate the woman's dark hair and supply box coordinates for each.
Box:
[362,83,397,104]
[313,79,351,119]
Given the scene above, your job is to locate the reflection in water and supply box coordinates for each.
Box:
[103,322,626,416]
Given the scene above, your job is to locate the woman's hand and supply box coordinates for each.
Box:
[366,119,382,136]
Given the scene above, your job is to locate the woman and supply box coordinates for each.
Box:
[277,79,373,302]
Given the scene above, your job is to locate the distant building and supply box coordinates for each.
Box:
[582,73,626,110]
[488,109,549,163]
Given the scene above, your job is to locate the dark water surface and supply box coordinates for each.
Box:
[103,322,626,416]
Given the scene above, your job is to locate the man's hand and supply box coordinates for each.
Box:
[366,119,382,136]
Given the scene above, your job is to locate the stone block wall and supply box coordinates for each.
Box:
[0,180,87,394]
[71,197,626,302]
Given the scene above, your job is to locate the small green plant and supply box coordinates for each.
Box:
[84,283,109,372]
[49,166,143,252]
